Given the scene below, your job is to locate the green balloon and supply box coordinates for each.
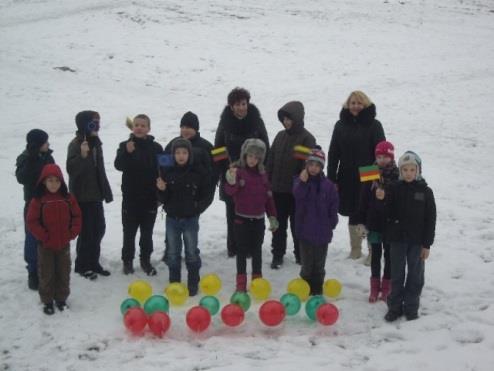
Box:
[230,291,251,312]
[305,295,327,321]
[143,295,170,315]
[120,298,141,315]
[280,293,302,316]
[199,296,220,316]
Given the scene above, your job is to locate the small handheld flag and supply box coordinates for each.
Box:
[211,146,229,162]
[359,165,380,182]
[293,145,312,161]
[157,154,174,168]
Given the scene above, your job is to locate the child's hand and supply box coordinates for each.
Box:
[126,140,135,153]
[226,167,237,185]
[80,141,90,158]
[156,177,167,191]
[268,216,279,232]
[420,247,430,260]
[299,169,309,182]
[375,188,385,200]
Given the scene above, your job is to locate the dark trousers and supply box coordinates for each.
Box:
[121,201,157,263]
[224,195,238,255]
[75,201,106,273]
[38,245,71,304]
[234,217,265,275]
[387,242,424,315]
[271,192,299,260]
[299,240,328,295]
[371,242,391,279]
[24,202,38,274]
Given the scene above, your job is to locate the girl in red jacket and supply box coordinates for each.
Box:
[27,164,82,315]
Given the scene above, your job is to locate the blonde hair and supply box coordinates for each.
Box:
[343,91,372,109]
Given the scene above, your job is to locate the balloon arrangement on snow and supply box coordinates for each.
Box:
[120,274,340,337]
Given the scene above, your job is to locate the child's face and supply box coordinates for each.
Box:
[376,155,392,167]
[132,118,150,138]
[401,164,418,182]
[230,99,248,120]
[307,161,322,176]
[174,147,189,166]
[348,97,365,117]
[283,116,293,130]
[44,176,61,193]
[39,142,50,153]
[246,153,260,168]
[180,126,196,140]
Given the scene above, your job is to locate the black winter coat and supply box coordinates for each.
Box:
[114,135,163,209]
[384,179,436,248]
[16,149,55,202]
[327,104,385,216]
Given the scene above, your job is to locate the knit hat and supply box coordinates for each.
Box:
[171,138,193,164]
[239,138,266,169]
[180,111,199,131]
[375,140,395,160]
[306,146,325,168]
[26,129,48,149]
[398,151,422,180]
[75,110,100,134]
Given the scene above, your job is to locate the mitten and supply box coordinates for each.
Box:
[268,216,279,232]
[225,169,236,185]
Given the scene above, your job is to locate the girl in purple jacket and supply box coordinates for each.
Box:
[224,138,278,292]
[293,147,339,295]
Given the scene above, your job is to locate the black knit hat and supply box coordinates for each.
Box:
[180,111,199,131]
[26,129,48,149]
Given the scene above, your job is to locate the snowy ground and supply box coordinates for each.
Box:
[1,0,493,370]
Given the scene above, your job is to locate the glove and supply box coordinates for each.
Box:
[268,216,279,232]
[225,169,236,185]
[356,224,368,238]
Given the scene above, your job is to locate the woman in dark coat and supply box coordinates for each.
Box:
[327,91,385,260]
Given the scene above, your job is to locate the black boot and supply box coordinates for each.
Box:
[28,272,38,290]
[187,267,200,297]
[43,302,55,315]
[94,265,111,277]
[123,261,134,275]
[140,258,157,276]
[384,310,403,322]
[270,256,283,269]
[55,301,68,311]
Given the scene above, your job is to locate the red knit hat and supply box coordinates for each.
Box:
[375,141,395,160]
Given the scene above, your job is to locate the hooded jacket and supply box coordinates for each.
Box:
[16,149,55,202]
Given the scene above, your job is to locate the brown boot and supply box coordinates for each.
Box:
[236,274,247,292]
[348,225,363,259]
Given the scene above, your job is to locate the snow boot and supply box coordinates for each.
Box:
[140,258,157,276]
[55,301,68,311]
[369,277,381,303]
[380,278,391,302]
[384,309,402,322]
[187,268,200,297]
[123,261,134,275]
[348,225,363,259]
[270,255,283,270]
[236,274,247,292]
[43,302,55,315]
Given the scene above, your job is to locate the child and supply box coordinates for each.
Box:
[66,110,113,280]
[378,151,436,322]
[293,147,339,295]
[26,164,82,314]
[267,101,316,269]
[224,138,278,292]
[356,141,399,302]
[16,129,55,290]
[115,114,163,275]
[156,138,209,296]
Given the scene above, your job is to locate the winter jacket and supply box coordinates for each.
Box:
[15,149,55,202]
[293,174,339,246]
[267,101,316,194]
[327,104,385,216]
[114,135,163,209]
[27,164,82,250]
[214,104,270,199]
[224,167,277,219]
[384,179,436,248]
[66,134,113,203]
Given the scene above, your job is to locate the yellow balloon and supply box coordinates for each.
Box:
[199,273,222,296]
[287,278,310,302]
[164,282,189,306]
[128,280,153,304]
[250,277,271,300]
[323,279,342,298]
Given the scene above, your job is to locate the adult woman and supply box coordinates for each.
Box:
[327,91,385,260]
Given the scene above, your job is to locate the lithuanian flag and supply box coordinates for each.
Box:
[359,165,380,182]
[211,146,229,162]
[293,145,312,160]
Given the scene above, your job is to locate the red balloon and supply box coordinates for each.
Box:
[186,306,211,333]
[259,300,286,327]
[316,303,339,326]
[123,307,148,335]
[148,311,171,337]
[221,304,245,327]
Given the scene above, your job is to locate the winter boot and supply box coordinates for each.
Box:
[348,225,363,259]
[140,258,157,276]
[43,302,55,315]
[380,278,391,302]
[169,267,181,283]
[187,268,200,297]
[28,271,38,290]
[270,255,284,270]
[94,265,111,277]
[236,274,247,292]
[55,301,68,311]
[384,309,402,322]
[123,261,134,275]
[369,277,381,303]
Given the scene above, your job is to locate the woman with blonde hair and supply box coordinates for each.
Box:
[327,91,386,261]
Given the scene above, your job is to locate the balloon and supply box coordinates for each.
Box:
[280,293,302,316]
[128,280,153,304]
[323,279,342,298]
[199,273,222,296]
[123,307,148,335]
[199,296,220,316]
[144,295,169,315]
[186,306,211,333]
[164,282,189,306]
[287,278,310,302]
[221,304,245,327]
[230,291,251,312]
[305,295,326,321]
[250,278,271,301]
[148,311,171,337]
[120,298,141,315]
[259,300,286,327]
[316,303,339,326]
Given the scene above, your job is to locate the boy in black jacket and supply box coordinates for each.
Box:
[115,114,163,276]
[156,138,210,296]
[378,151,436,322]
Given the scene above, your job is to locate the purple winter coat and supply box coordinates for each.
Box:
[293,174,339,246]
